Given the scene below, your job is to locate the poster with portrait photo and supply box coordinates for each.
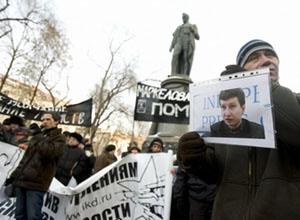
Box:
[190,68,276,148]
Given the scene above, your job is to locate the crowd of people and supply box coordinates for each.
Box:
[1,38,299,220]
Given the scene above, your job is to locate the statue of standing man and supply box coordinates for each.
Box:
[169,13,199,76]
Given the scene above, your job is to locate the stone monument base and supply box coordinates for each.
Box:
[149,74,193,137]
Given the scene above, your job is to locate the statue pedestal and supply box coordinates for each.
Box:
[148,74,193,137]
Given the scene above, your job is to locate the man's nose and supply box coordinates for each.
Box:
[223,108,230,116]
[259,55,272,67]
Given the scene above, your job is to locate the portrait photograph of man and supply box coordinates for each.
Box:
[209,88,265,139]
[190,69,275,148]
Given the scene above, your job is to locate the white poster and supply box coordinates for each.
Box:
[190,68,276,148]
[0,143,174,220]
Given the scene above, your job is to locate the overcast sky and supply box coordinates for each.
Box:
[52,0,300,104]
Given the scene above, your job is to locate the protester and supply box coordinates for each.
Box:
[93,144,117,173]
[121,140,138,157]
[6,112,65,220]
[29,123,42,137]
[177,39,300,220]
[76,143,96,184]
[9,115,25,131]
[128,146,141,154]
[2,118,11,131]
[0,118,14,143]
[148,138,164,153]
[63,130,71,143]
[14,126,30,150]
[55,132,87,186]
[172,167,216,220]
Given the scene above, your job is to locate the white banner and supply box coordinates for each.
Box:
[0,143,174,220]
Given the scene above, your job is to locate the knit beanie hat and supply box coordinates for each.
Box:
[69,132,83,143]
[236,39,278,67]
[105,144,116,152]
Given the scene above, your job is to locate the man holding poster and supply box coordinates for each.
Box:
[177,39,300,220]
[210,87,265,138]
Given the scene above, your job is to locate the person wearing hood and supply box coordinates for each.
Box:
[148,138,164,153]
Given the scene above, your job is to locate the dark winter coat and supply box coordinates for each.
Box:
[173,167,216,219]
[93,152,117,173]
[55,144,87,186]
[11,128,65,192]
[75,152,96,184]
[189,82,300,220]
[210,118,265,138]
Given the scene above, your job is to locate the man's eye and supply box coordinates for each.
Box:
[265,51,276,57]
[247,55,258,62]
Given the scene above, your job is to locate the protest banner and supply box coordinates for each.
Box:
[0,93,92,127]
[190,68,276,148]
[134,82,189,124]
[0,143,174,220]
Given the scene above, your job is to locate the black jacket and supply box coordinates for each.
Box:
[184,82,300,220]
[55,144,87,185]
[210,118,265,138]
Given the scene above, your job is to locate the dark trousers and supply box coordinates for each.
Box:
[189,197,213,220]
[14,186,45,220]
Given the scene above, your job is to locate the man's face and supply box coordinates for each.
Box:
[220,97,245,129]
[42,114,58,129]
[131,149,139,154]
[109,149,116,155]
[243,50,279,82]
[69,137,79,146]
[3,124,10,131]
[10,123,19,131]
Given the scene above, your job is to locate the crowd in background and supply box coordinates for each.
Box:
[0,115,215,220]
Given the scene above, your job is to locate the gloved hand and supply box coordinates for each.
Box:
[220,65,246,76]
[4,177,15,186]
[177,132,207,166]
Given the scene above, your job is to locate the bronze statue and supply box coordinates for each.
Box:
[169,13,199,76]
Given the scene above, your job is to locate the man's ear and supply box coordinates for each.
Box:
[241,104,246,113]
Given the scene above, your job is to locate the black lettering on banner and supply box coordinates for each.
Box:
[42,211,55,220]
[66,212,81,220]
[0,93,92,127]
[81,202,131,220]
[134,82,190,124]
[70,162,138,206]
[0,198,16,217]
[44,192,60,213]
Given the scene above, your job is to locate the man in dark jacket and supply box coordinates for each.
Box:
[173,167,216,220]
[210,88,265,139]
[9,112,65,220]
[177,39,300,220]
[93,144,117,173]
[55,132,87,186]
[0,118,14,143]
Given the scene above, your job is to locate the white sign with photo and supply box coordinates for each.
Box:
[190,68,276,148]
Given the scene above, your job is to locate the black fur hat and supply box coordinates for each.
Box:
[69,132,83,143]
[9,116,24,126]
